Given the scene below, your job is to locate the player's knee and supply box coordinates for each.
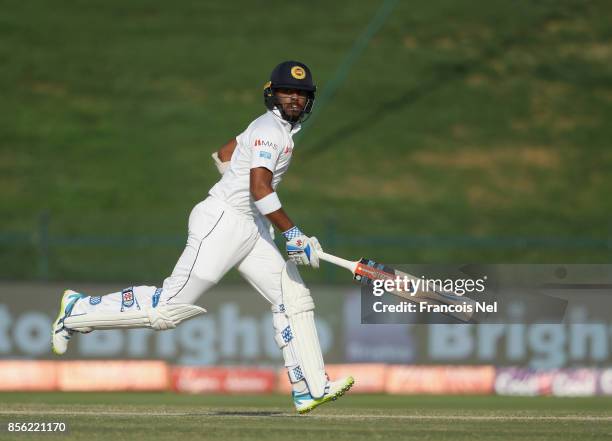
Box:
[163,273,216,305]
[282,262,314,315]
[191,266,222,285]
[265,286,283,308]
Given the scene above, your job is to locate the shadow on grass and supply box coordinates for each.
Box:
[303,0,586,159]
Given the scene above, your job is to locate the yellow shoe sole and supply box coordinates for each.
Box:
[51,290,79,355]
[298,376,355,415]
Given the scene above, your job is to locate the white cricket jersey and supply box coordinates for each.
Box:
[209,110,300,216]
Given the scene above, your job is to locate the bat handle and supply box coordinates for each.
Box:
[318,250,358,273]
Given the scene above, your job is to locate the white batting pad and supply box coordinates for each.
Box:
[64,304,206,332]
[282,261,327,398]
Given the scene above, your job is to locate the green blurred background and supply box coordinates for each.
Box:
[1,0,611,283]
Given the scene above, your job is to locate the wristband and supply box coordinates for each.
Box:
[282,226,304,241]
[254,192,282,215]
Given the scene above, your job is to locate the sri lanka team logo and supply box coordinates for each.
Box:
[291,66,306,80]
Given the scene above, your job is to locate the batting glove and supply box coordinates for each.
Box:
[283,226,321,269]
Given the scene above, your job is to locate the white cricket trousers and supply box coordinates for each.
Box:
[72,196,287,314]
[70,196,313,393]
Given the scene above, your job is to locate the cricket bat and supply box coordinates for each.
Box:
[318,250,481,323]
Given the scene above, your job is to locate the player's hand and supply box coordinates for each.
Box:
[286,235,321,268]
[211,152,230,175]
[283,227,321,268]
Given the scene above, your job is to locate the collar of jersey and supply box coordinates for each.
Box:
[269,109,302,135]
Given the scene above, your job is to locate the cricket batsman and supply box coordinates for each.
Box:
[51,60,354,413]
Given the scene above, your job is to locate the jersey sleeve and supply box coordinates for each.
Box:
[249,127,283,173]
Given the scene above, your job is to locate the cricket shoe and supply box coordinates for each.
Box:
[293,376,355,414]
[51,290,85,355]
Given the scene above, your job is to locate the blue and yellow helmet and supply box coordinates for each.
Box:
[263,61,316,123]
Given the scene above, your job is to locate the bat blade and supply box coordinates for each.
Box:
[317,250,483,322]
[354,257,480,322]
[353,258,397,283]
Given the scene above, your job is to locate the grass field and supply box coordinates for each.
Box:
[1,393,611,440]
[2,0,612,281]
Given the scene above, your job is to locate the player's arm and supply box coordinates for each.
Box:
[250,167,294,231]
[217,138,237,162]
[211,138,237,174]
[250,167,320,268]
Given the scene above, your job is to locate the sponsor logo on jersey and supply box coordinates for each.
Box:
[291,66,306,80]
[121,289,135,308]
[259,151,272,160]
[89,296,102,305]
[254,139,279,150]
